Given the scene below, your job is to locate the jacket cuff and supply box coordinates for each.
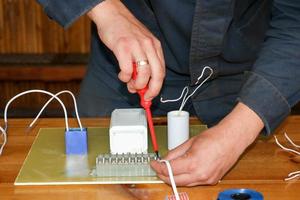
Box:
[237,71,290,135]
[43,0,103,28]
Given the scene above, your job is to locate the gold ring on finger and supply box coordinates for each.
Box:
[136,60,149,67]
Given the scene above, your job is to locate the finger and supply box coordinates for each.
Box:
[186,178,219,187]
[151,154,192,178]
[127,81,136,93]
[157,173,198,186]
[113,38,134,83]
[158,167,220,187]
[156,174,171,185]
[168,153,196,175]
[159,173,219,187]
[156,164,219,186]
[186,172,221,186]
[132,42,151,90]
[164,137,196,161]
[150,160,164,174]
[153,39,165,68]
[141,38,165,100]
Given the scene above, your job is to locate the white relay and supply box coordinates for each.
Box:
[109,108,148,154]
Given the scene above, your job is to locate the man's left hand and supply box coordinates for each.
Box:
[151,102,264,186]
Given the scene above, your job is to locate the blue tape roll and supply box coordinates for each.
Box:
[217,189,263,200]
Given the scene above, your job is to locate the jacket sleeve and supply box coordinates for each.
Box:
[238,0,300,135]
[36,0,103,28]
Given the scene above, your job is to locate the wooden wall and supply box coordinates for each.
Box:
[0,0,90,117]
[0,0,91,53]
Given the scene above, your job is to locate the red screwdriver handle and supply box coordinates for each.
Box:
[132,62,152,109]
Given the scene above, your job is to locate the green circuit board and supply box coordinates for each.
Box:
[15,125,207,185]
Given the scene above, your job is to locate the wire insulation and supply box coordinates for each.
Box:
[160,160,180,200]
[160,66,213,112]
[0,126,7,155]
[274,134,300,181]
[4,90,69,130]
[160,86,189,103]
[29,90,82,130]
[274,135,300,156]
[284,132,300,148]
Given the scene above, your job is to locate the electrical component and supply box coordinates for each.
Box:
[109,108,148,154]
[65,128,88,155]
[167,110,189,150]
[95,153,157,177]
[0,89,84,155]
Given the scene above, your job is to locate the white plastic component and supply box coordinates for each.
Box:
[109,108,148,154]
[167,110,189,150]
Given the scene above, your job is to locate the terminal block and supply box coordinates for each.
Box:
[65,128,88,155]
[95,153,157,177]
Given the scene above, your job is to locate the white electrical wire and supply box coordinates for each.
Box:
[3,90,69,131]
[0,126,7,155]
[284,132,300,148]
[0,89,70,155]
[288,170,300,177]
[160,66,213,112]
[286,170,300,181]
[161,86,189,103]
[274,134,300,181]
[179,66,213,111]
[274,135,300,156]
[29,90,83,130]
[159,160,180,200]
[285,173,300,181]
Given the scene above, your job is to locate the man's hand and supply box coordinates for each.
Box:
[151,102,264,186]
[87,0,165,100]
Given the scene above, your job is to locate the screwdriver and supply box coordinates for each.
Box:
[132,62,160,159]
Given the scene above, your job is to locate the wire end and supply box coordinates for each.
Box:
[25,126,33,134]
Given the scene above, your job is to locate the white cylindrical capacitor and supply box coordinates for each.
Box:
[167,110,189,150]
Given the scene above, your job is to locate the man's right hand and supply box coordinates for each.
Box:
[87,0,165,101]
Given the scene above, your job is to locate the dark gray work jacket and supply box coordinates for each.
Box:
[37,0,300,135]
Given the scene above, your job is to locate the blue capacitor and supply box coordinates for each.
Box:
[65,128,88,155]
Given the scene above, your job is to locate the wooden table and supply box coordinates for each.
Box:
[0,117,300,199]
